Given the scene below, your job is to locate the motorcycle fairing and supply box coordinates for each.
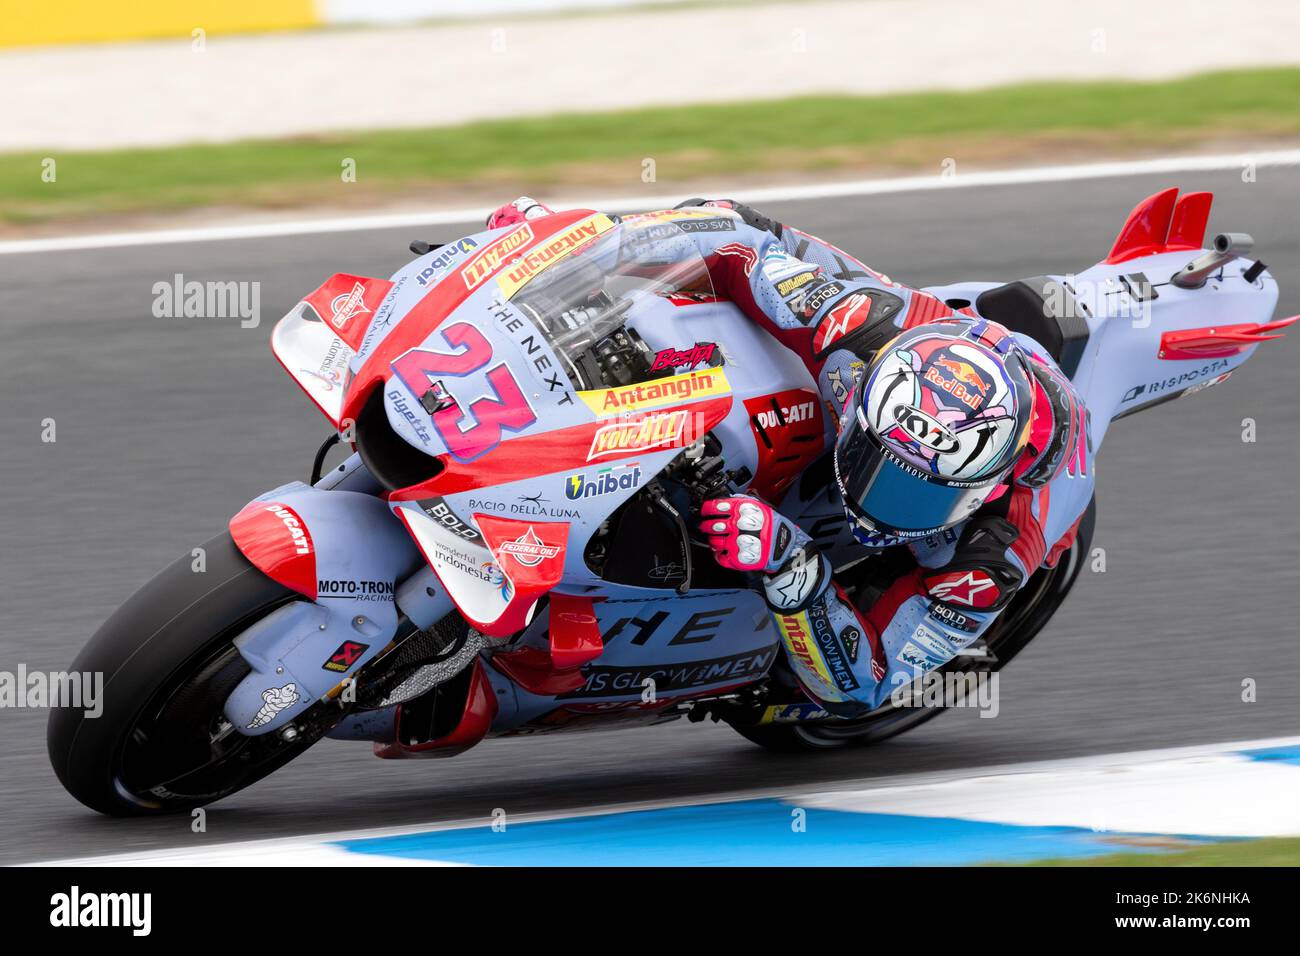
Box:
[225,481,422,735]
[486,587,780,732]
[270,273,395,427]
[339,209,606,429]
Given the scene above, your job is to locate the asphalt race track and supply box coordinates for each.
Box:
[1,166,1297,864]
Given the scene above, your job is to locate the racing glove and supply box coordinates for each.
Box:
[699,496,830,613]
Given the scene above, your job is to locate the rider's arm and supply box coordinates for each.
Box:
[660,200,959,376]
[704,398,1095,717]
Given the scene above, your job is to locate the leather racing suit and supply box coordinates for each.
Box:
[492,197,1097,716]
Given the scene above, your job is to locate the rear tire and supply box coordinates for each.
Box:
[732,496,1096,752]
[48,533,334,816]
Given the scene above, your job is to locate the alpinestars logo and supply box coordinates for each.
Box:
[928,569,998,607]
[813,293,873,354]
[328,281,370,330]
[498,527,562,567]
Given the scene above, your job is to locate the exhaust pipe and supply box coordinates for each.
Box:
[1171,232,1255,289]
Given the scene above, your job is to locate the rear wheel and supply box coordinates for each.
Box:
[731,497,1095,752]
[48,534,340,816]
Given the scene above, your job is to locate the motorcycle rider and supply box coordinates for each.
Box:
[487,196,1096,716]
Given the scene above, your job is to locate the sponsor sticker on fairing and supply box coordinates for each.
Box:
[495,214,615,298]
[577,367,731,415]
[650,343,717,372]
[415,237,480,287]
[587,409,689,460]
[460,224,534,290]
[497,526,563,567]
[564,461,643,500]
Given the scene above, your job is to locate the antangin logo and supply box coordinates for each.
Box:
[577,367,730,415]
[496,214,615,298]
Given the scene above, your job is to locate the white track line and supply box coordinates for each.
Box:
[3,149,1298,257]
[29,734,1300,866]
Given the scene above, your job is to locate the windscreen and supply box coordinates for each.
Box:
[503,215,718,392]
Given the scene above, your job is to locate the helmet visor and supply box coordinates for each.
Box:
[834,404,997,539]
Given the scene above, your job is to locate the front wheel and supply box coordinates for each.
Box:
[731,496,1096,752]
[48,533,338,816]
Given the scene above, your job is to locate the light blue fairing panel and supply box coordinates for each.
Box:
[487,584,778,734]
[224,480,448,736]
[926,252,1280,452]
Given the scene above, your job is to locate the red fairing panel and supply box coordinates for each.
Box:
[302,273,394,353]
[374,658,499,759]
[744,388,824,501]
[470,515,571,637]
[229,501,317,599]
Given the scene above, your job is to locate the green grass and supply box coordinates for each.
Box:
[1028,837,1300,867]
[5,67,1300,225]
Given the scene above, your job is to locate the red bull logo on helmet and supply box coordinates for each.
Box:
[924,352,994,412]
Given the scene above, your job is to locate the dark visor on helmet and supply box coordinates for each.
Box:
[834,408,998,539]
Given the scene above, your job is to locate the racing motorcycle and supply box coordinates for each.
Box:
[49,189,1295,814]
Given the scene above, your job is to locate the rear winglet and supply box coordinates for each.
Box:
[1106,188,1215,264]
[1159,316,1298,360]
[1165,191,1213,252]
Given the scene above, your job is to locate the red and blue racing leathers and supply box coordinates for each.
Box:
[493,197,1096,716]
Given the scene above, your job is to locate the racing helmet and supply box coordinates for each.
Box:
[833,320,1036,546]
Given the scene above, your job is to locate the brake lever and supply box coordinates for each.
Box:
[645,483,693,595]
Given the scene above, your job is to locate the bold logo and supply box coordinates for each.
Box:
[564,463,642,500]
[927,569,999,608]
[577,367,730,416]
[460,224,534,289]
[328,281,370,330]
[323,640,370,673]
[497,526,563,567]
[813,293,873,354]
[496,214,615,298]
[793,280,845,320]
[650,343,716,372]
[587,409,689,459]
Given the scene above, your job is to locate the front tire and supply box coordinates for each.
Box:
[48,533,334,816]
